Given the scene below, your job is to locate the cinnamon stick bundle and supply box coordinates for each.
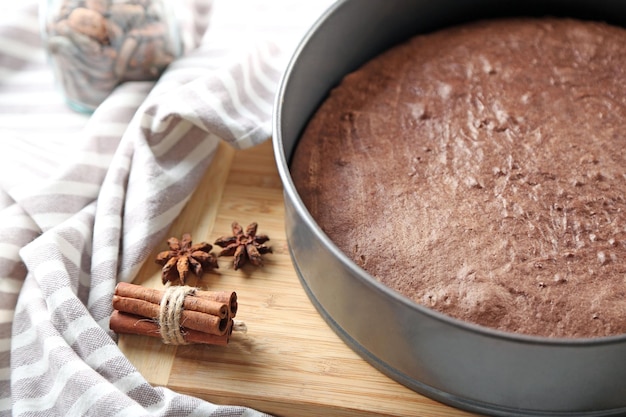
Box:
[110,310,232,346]
[110,282,238,345]
[112,295,230,336]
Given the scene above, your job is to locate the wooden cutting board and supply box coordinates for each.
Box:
[118,139,478,417]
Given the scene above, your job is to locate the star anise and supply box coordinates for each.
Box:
[155,233,218,285]
[214,222,272,270]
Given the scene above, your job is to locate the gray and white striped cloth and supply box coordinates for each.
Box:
[0,1,333,415]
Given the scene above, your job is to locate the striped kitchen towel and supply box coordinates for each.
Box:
[0,0,333,416]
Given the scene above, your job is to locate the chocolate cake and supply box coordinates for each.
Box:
[290,18,626,338]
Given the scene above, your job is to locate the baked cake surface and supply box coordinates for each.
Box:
[290,18,626,338]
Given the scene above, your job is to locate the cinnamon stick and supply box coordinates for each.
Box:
[110,310,231,346]
[195,290,238,318]
[112,294,230,336]
[114,282,234,318]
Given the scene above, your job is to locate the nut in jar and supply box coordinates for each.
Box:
[40,0,182,112]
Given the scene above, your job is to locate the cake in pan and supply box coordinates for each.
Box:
[291,18,626,338]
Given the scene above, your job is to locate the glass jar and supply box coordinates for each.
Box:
[40,0,182,113]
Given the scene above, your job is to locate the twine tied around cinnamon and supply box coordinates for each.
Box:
[110,282,242,346]
[159,285,196,344]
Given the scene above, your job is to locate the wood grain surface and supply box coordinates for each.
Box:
[117,139,478,417]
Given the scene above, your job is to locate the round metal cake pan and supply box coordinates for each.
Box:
[273,1,626,415]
